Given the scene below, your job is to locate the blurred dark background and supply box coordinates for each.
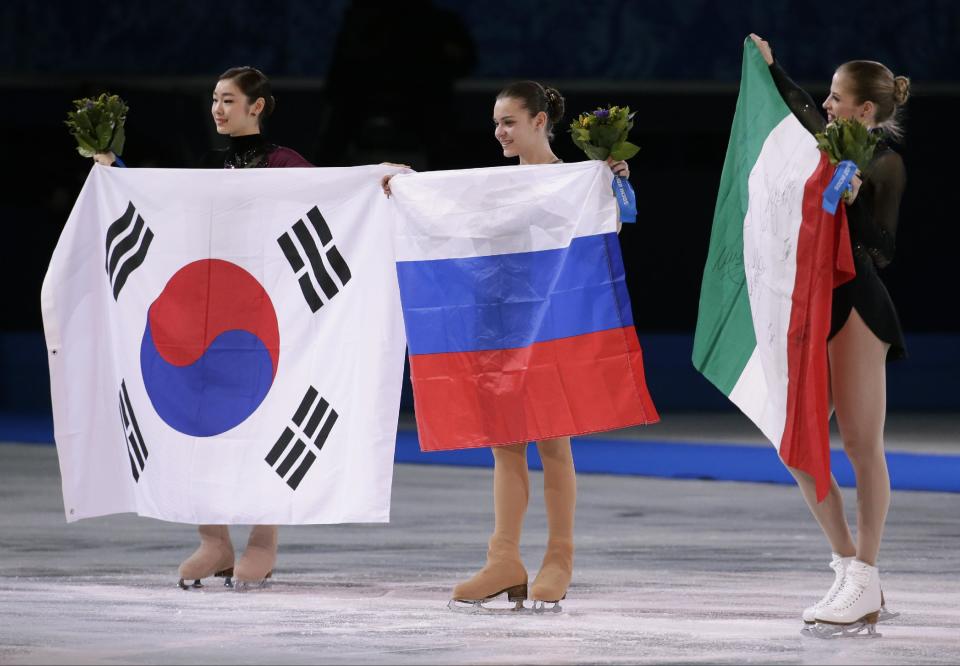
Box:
[2,0,958,425]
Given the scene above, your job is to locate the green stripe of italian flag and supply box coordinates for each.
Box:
[693,40,855,501]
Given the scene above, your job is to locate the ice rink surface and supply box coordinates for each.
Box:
[1,440,958,665]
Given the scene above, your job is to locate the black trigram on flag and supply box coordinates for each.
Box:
[105,202,154,300]
[265,386,338,490]
[277,206,351,313]
[119,380,149,482]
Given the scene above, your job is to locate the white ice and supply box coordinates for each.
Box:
[1,427,959,664]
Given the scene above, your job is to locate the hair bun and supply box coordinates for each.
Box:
[893,75,911,106]
[543,86,565,125]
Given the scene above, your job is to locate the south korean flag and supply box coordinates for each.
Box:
[42,164,408,524]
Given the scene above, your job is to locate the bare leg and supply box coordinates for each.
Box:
[829,309,891,566]
[531,436,576,602]
[451,443,530,601]
[788,468,856,557]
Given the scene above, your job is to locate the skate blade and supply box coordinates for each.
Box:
[805,621,882,639]
[878,606,900,623]
[447,598,525,614]
[178,566,234,591]
[177,578,202,590]
[234,571,273,592]
[527,599,564,614]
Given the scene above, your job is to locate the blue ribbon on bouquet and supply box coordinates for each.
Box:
[113,156,127,168]
[822,159,857,214]
[612,175,637,223]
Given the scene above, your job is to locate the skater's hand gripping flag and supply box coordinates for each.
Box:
[42,164,408,524]
[692,39,855,501]
[387,161,659,451]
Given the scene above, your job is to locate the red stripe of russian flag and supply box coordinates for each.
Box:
[411,326,658,451]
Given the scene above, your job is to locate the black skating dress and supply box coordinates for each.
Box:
[770,61,907,361]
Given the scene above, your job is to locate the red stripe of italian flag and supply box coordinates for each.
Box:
[693,40,854,501]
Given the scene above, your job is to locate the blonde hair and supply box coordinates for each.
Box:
[837,60,911,139]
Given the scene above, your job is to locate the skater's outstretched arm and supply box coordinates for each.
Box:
[749,33,826,136]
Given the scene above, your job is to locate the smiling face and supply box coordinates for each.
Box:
[211,78,263,137]
[823,70,875,127]
[493,96,547,159]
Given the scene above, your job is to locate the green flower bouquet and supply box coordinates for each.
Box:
[569,105,640,161]
[568,105,639,222]
[815,117,878,212]
[64,93,128,159]
[815,117,879,169]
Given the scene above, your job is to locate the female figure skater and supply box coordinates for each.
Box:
[385,81,632,612]
[750,34,910,636]
[96,66,311,589]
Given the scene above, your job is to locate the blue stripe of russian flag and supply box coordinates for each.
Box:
[396,233,634,356]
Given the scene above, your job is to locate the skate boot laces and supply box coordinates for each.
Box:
[816,556,850,608]
[828,563,872,612]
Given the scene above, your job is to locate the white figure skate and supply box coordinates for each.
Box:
[800,553,853,634]
[809,559,885,638]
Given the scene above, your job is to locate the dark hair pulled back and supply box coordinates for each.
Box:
[218,66,276,127]
[497,80,565,141]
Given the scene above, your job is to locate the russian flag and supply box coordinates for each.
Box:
[390,161,659,451]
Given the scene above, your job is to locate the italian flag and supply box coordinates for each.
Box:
[693,40,855,501]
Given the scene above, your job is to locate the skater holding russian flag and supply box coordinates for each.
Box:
[444,82,601,613]
[750,34,910,638]
[382,81,637,613]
